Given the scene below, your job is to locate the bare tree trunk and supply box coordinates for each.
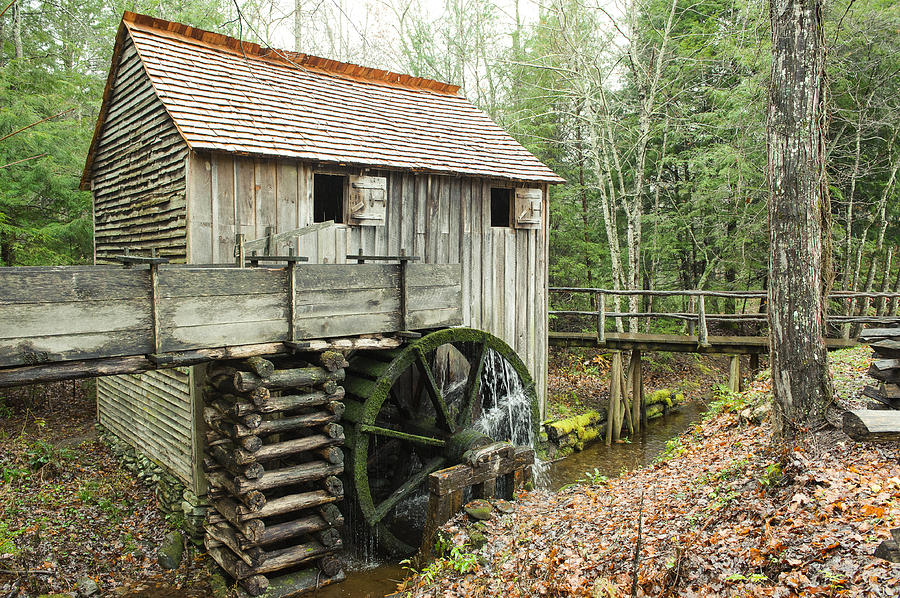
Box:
[876,248,893,316]
[13,1,23,59]
[767,0,833,437]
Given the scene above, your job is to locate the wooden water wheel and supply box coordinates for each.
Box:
[342,328,539,555]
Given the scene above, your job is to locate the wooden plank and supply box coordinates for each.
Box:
[526,229,536,384]
[295,288,398,317]
[0,299,151,339]
[427,175,439,262]
[0,267,150,304]
[505,231,516,346]
[212,155,236,263]
[294,264,395,292]
[449,177,460,265]
[414,176,427,259]
[158,268,287,298]
[516,231,528,357]
[255,160,277,241]
[401,173,415,256]
[158,293,288,327]
[470,179,482,330]
[388,173,402,256]
[481,181,493,331]
[406,264,461,288]
[293,312,397,339]
[843,410,900,441]
[234,158,255,239]
[187,153,213,262]
[0,330,153,368]
[407,307,462,330]
[276,161,299,252]
[161,319,289,352]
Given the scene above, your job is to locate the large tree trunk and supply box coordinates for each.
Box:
[767,0,833,437]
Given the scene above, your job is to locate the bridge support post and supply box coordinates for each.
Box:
[606,352,623,445]
[630,349,642,434]
[729,355,741,394]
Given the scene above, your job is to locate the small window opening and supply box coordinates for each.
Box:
[314,174,345,223]
[490,187,512,228]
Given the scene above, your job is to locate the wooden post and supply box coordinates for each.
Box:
[607,352,622,444]
[631,349,642,434]
[729,355,741,393]
[235,233,246,268]
[149,252,161,354]
[686,295,696,335]
[399,248,409,331]
[622,355,634,437]
[698,295,709,346]
[287,249,296,342]
[596,292,606,345]
[749,353,760,378]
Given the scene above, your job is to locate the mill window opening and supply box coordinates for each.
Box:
[314,174,345,223]
[490,187,512,228]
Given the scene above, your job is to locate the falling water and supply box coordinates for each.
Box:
[475,349,549,486]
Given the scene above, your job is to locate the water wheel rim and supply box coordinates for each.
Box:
[348,327,538,553]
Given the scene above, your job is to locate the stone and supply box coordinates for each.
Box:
[490,499,514,514]
[467,529,487,549]
[157,531,184,569]
[76,577,100,597]
[464,499,493,521]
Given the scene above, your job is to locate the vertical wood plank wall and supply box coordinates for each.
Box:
[186,153,549,410]
[90,41,195,487]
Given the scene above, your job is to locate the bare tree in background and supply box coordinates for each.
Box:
[767,0,834,437]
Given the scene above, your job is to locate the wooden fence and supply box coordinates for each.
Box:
[549,288,900,344]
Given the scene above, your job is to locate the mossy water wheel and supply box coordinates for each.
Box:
[342,328,538,555]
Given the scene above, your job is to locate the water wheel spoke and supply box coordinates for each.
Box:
[372,456,447,522]
[415,347,456,434]
[359,423,446,447]
[460,340,488,426]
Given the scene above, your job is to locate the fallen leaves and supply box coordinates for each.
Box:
[399,346,900,597]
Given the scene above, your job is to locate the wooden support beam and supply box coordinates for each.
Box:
[631,349,642,433]
[729,355,741,393]
[843,410,900,441]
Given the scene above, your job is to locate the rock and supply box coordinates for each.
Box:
[157,531,184,569]
[467,529,487,549]
[76,577,100,597]
[490,499,514,514]
[464,499,493,521]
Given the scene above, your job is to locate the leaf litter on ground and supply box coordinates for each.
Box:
[398,345,900,597]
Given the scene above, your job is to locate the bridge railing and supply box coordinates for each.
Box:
[549,287,900,344]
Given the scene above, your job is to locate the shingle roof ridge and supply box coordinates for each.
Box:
[122,11,462,96]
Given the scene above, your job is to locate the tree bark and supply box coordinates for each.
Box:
[767,0,834,437]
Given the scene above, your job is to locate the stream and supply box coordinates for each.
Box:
[316,398,708,598]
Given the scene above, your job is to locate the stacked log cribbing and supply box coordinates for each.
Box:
[859,327,900,410]
[203,351,349,597]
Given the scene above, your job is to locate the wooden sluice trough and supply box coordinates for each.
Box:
[422,442,534,555]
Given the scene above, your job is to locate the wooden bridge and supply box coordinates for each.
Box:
[547,287,900,444]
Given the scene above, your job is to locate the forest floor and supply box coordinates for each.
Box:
[0,381,213,597]
[396,345,900,597]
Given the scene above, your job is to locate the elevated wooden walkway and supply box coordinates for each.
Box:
[549,331,858,354]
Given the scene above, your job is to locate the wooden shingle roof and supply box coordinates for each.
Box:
[82,12,563,188]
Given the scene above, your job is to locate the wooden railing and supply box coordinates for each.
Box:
[549,288,900,345]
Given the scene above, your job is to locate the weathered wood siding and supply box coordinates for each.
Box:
[97,368,194,483]
[186,154,549,409]
[87,36,190,487]
[91,37,189,263]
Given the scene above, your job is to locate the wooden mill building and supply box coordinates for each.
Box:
[80,13,561,494]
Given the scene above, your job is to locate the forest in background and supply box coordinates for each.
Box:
[1,0,898,316]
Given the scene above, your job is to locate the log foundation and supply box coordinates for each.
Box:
[204,354,347,597]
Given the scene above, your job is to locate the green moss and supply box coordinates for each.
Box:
[645,389,671,406]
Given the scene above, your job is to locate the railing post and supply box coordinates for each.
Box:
[686,295,696,336]
[698,294,709,346]
[596,292,606,345]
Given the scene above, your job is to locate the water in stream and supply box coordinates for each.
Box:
[317,398,708,597]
